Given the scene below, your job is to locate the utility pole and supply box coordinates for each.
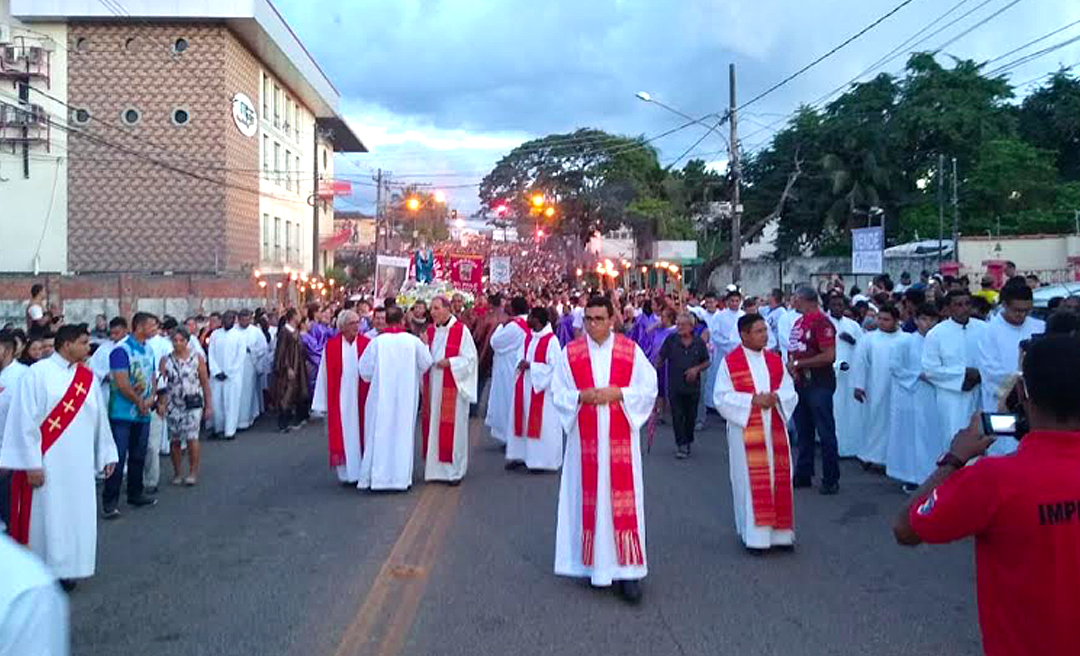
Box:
[374,168,383,253]
[729,63,742,285]
[937,153,945,270]
[951,157,959,263]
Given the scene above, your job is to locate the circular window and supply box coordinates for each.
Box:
[172,38,189,54]
[124,37,137,51]
[121,108,141,125]
[75,37,88,52]
[171,108,190,126]
[72,108,91,125]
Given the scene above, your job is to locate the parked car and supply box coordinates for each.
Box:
[1032,282,1080,318]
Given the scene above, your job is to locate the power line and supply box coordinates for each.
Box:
[737,0,923,111]
[984,17,1080,66]
[985,32,1080,77]
[930,0,1023,53]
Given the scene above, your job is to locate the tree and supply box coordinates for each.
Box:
[1018,70,1080,182]
[478,129,664,242]
[388,186,449,245]
[963,138,1059,234]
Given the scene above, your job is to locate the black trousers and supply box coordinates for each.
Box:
[669,390,699,447]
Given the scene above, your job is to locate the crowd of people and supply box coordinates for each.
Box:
[2,258,1079,653]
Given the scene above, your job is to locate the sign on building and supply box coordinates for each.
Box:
[851,226,884,274]
[231,92,257,137]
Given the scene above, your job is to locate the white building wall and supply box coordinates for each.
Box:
[257,65,314,274]
[0,6,67,273]
[316,136,334,274]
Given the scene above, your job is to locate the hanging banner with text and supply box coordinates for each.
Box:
[489,256,511,285]
[851,226,884,274]
[448,255,484,294]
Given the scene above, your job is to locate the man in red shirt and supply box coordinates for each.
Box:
[894,334,1080,656]
[788,287,839,494]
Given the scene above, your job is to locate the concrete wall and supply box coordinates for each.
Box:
[958,234,1080,282]
[0,8,68,273]
[0,273,267,327]
[708,255,943,297]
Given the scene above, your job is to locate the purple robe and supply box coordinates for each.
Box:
[629,313,659,351]
[555,313,575,347]
[301,322,335,396]
[645,324,676,397]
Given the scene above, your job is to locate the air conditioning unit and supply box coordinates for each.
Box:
[1,46,17,64]
[27,46,44,64]
[0,24,12,45]
[29,104,47,125]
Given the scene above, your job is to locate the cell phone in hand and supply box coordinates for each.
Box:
[981,412,1017,436]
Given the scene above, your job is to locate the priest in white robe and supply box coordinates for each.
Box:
[714,314,799,550]
[976,283,1044,455]
[358,307,433,491]
[486,297,530,445]
[886,306,939,486]
[236,310,268,430]
[207,311,246,440]
[552,297,656,604]
[922,290,988,457]
[851,305,906,467]
[421,297,478,484]
[0,325,117,585]
[827,295,864,457]
[311,311,370,485]
[703,289,744,410]
[0,533,70,655]
[506,307,564,472]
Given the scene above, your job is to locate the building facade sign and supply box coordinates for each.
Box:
[232,92,258,137]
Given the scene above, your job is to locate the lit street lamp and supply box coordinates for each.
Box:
[635,91,728,147]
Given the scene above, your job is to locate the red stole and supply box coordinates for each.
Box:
[422,320,464,464]
[514,332,555,439]
[9,364,94,545]
[325,334,371,467]
[724,346,793,530]
[565,334,643,568]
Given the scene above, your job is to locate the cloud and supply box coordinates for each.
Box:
[280,0,1080,213]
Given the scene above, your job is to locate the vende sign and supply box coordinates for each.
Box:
[851,226,884,274]
[318,180,353,198]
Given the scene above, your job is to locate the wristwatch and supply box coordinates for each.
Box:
[936,452,966,470]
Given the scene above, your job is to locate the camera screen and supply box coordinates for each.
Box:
[987,413,1017,434]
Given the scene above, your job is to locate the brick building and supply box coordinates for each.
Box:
[0,0,364,323]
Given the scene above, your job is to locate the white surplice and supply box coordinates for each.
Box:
[713,346,798,549]
[851,329,905,465]
[0,534,69,656]
[506,325,565,471]
[0,354,118,579]
[208,327,246,437]
[922,318,988,455]
[486,317,529,443]
[829,315,864,457]
[886,333,938,484]
[358,332,433,490]
[552,335,657,586]
[311,337,363,484]
[423,317,478,483]
[0,363,29,435]
[238,325,268,430]
[977,313,1044,456]
[703,309,743,409]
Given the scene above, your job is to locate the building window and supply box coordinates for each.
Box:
[172,37,189,55]
[170,107,190,126]
[261,73,270,121]
[284,149,293,190]
[322,149,328,169]
[273,84,281,128]
[273,142,281,185]
[124,37,137,51]
[261,213,270,259]
[75,37,88,52]
[262,135,270,178]
[274,217,282,263]
[295,155,302,192]
[284,220,292,264]
[121,107,141,126]
[283,98,291,133]
[72,107,91,125]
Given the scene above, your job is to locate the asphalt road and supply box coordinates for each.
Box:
[72,413,983,656]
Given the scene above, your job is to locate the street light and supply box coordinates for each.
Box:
[635,91,729,147]
[544,206,555,218]
[406,197,421,212]
[531,193,545,208]
[434,190,447,204]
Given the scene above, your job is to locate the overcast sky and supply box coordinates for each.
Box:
[274,0,1080,214]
